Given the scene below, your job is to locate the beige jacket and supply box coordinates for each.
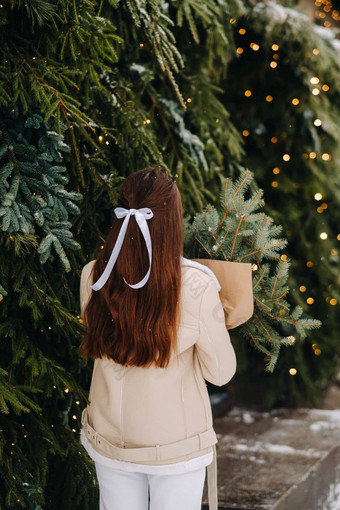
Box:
[80,258,236,466]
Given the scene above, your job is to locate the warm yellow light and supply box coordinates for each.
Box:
[330,298,338,306]
[309,152,317,159]
[314,193,322,200]
[320,232,328,240]
[302,153,309,159]
[314,119,322,126]
[242,130,249,137]
[292,98,300,105]
[314,348,321,356]
[279,309,285,315]
[139,43,144,48]
[239,28,246,34]
[283,154,290,161]
[252,43,260,51]
[306,261,313,267]
[322,84,330,91]
[98,135,103,142]
[230,18,236,23]
[317,207,324,213]
[321,202,328,209]
[266,95,273,102]
[313,48,320,55]
[273,53,279,60]
[64,388,70,393]
[236,47,244,54]
[312,88,320,95]
[273,167,280,174]
[187,98,192,103]
[271,137,278,143]
[310,77,320,84]
[299,285,307,292]
[271,181,278,188]
[322,153,330,160]
[270,61,278,68]
[289,368,297,376]
[272,44,279,51]
[280,254,287,261]
[307,297,314,304]
[337,234,340,241]
[245,90,252,97]
[312,343,318,350]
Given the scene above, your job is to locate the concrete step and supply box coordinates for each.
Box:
[203,406,340,509]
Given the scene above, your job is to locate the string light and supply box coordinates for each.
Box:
[239,28,246,34]
[314,119,322,126]
[330,298,338,306]
[229,18,237,23]
[242,130,249,137]
[271,137,278,143]
[314,193,322,200]
[64,388,70,393]
[313,48,320,55]
[272,44,279,51]
[299,286,306,292]
[98,136,103,142]
[273,167,280,174]
[266,95,273,102]
[187,98,192,103]
[289,368,297,375]
[302,153,309,159]
[282,154,290,161]
[292,98,299,105]
[287,336,295,344]
[321,202,328,210]
[244,90,252,97]
[320,232,328,240]
[309,152,317,159]
[251,264,258,271]
[139,43,144,48]
[307,297,314,304]
[312,88,320,95]
[314,348,322,356]
[270,61,278,68]
[322,153,330,160]
[250,43,260,51]
[306,261,313,267]
[322,84,330,91]
[337,234,340,241]
[236,47,244,54]
[310,77,320,84]
[271,181,278,188]
[280,254,287,261]
[273,54,279,60]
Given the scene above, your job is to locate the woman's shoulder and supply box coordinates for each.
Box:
[180,257,221,292]
[81,260,96,280]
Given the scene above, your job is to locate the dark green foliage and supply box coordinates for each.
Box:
[0,0,339,507]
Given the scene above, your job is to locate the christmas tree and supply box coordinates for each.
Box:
[0,0,339,506]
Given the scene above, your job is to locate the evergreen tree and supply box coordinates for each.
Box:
[0,0,339,507]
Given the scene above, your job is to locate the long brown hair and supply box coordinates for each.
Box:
[79,166,183,368]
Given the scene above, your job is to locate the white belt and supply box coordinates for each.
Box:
[81,408,218,509]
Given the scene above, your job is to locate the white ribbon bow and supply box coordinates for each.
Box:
[91,207,154,291]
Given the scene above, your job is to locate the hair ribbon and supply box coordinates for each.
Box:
[91,207,153,291]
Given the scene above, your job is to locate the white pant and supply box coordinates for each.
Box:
[95,462,206,510]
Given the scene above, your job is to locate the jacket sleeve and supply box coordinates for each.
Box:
[195,279,237,386]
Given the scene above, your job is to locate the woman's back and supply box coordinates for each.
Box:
[81,260,236,464]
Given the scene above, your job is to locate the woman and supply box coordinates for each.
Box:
[79,166,236,510]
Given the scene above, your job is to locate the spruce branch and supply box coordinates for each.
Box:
[184,170,321,371]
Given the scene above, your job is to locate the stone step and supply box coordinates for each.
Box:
[202,407,340,509]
